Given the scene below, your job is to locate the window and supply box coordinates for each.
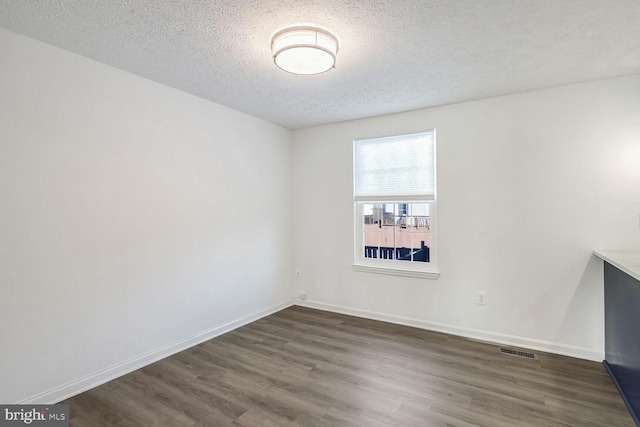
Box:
[353,131,438,278]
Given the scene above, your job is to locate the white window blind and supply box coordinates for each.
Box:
[354,131,435,201]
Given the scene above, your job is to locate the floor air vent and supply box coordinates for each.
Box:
[500,347,537,360]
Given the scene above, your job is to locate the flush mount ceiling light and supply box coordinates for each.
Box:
[271,26,339,75]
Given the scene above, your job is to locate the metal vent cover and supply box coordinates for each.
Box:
[500,347,538,360]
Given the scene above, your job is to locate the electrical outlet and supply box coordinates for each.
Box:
[476,291,487,305]
[296,270,301,279]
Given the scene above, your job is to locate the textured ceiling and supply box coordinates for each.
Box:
[1,0,639,129]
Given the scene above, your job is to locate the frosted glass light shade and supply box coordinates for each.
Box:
[271,26,338,75]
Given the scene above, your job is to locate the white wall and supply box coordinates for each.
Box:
[0,28,294,403]
[292,75,640,361]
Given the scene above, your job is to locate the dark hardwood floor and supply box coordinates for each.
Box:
[62,306,634,426]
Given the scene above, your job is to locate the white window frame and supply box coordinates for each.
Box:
[352,131,439,279]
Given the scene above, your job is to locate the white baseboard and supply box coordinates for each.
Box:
[296,300,603,362]
[20,299,295,405]
[20,297,601,404]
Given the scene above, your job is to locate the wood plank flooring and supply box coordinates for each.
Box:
[62,306,634,426]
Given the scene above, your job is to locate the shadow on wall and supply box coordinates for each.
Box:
[553,254,604,354]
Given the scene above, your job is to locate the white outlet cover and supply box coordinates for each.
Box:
[476,291,487,305]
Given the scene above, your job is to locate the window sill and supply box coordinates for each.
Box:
[352,264,440,279]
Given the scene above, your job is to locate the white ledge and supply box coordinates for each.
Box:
[352,264,440,279]
[593,250,640,282]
